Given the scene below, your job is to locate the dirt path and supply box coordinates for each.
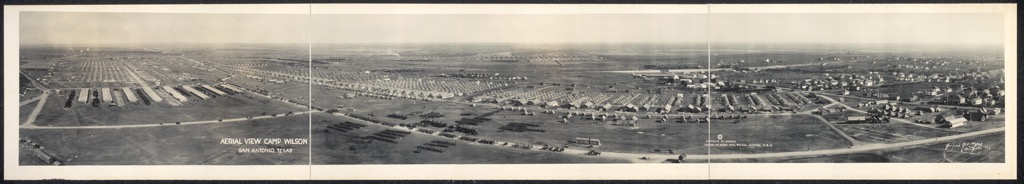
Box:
[612,127,1003,163]
[817,94,948,130]
[802,112,865,146]
[20,95,43,106]
[22,91,50,127]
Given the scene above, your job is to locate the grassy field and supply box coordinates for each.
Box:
[20,115,311,165]
[835,123,957,144]
[711,132,1004,163]
[774,153,892,163]
[320,96,715,155]
[472,111,712,155]
[19,100,37,123]
[32,92,307,126]
[18,143,51,165]
[310,114,630,164]
[707,114,852,154]
[879,133,1004,163]
[323,94,855,156]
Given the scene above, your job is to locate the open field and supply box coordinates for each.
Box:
[708,114,853,154]
[20,115,311,165]
[311,114,631,164]
[32,91,307,126]
[325,96,712,155]
[708,132,1004,163]
[879,132,1004,163]
[779,132,1002,163]
[835,123,957,144]
[471,111,712,155]
[19,100,38,123]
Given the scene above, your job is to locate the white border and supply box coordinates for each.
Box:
[310,4,707,14]
[4,3,1017,180]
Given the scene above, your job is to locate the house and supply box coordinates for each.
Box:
[847,116,867,123]
[528,100,544,106]
[964,110,989,121]
[545,101,560,108]
[509,99,525,106]
[659,104,673,113]
[970,97,983,105]
[582,101,595,109]
[573,138,601,146]
[917,107,937,113]
[567,103,580,109]
[935,115,968,128]
[947,95,966,105]
[907,95,919,102]
[596,103,613,111]
[947,117,968,128]
[621,104,639,112]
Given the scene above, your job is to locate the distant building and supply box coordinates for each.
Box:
[596,103,613,111]
[990,108,1002,115]
[545,101,560,108]
[907,95,919,102]
[846,116,867,123]
[970,97,983,105]
[947,117,968,128]
[950,95,966,105]
[935,115,968,128]
[964,110,989,121]
[574,137,601,146]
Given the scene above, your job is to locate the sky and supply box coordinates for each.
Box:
[709,13,1004,45]
[309,14,708,44]
[20,11,1004,46]
[20,12,310,46]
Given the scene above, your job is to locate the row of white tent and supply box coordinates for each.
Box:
[73,83,244,104]
[356,78,505,96]
[326,82,460,99]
